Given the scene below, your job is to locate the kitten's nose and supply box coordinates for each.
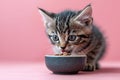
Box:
[61,47,66,49]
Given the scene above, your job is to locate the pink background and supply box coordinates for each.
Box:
[0,0,120,62]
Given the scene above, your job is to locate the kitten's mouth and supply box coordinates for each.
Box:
[62,49,66,52]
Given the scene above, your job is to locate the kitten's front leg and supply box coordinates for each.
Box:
[75,51,96,71]
[72,49,98,71]
[83,51,99,71]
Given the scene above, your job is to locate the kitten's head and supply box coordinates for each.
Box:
[39,5,93,54]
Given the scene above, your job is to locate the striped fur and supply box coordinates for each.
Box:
[39,5,106,71]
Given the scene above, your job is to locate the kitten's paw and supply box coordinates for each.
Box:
[82,63,96,71]
[96,63,100,70]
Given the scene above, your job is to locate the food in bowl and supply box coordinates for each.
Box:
[55,52,71,56]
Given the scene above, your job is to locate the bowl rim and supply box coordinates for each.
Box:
[45,54,86,57]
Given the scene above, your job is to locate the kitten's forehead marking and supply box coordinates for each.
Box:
[55,10,76,33]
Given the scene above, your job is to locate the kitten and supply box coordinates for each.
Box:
[39,4,106,71]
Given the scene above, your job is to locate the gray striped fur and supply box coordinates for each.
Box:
[39,4,106,71]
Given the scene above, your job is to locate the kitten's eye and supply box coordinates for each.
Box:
[68,35,76,41]
[52,35,59,41]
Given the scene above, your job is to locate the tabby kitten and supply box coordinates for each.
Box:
[39,5,106,71]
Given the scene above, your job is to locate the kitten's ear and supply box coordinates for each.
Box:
[73,4,93,27]
[38,8,55,24]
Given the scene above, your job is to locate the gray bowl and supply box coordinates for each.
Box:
[45,55,86,74]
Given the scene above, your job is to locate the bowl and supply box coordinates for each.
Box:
[45,54,87,74]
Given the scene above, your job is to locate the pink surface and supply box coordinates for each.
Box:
[0,0,120,62]
[0,62,120,80]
